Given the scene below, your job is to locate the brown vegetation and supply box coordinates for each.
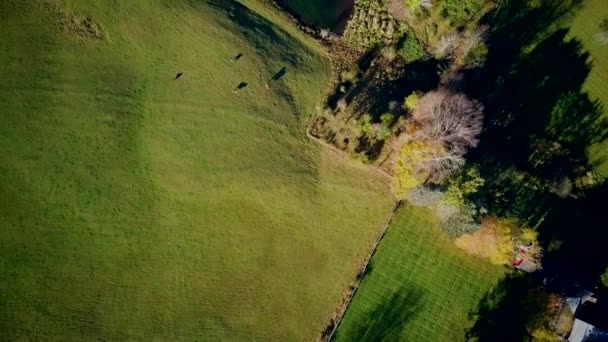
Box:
[454,220,504,262]
[38,0,104,40]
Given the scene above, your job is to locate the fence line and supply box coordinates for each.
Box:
[321,200,402,341]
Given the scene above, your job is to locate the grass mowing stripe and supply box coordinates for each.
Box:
[569,0,608,176]
[334,206,505,342]
[0,0,394,340]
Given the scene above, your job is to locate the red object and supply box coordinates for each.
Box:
[513,259,524,266]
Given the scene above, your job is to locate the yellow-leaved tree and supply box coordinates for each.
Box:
[393,139,463,198]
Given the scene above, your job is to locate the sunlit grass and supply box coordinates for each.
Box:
[570,0,608,176]
[334,206,505,341]
[0,0,394,339]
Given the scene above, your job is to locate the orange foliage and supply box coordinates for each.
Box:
[454,217,515,265]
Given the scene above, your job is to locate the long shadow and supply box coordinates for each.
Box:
[538,181,608,296]
[466,273,545,342]
[335,285,424,341]
[206,0,310,69]
[463,2,608,336]
[461,0,608,222]
[349,58,445,120]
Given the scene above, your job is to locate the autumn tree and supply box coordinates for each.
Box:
[392,89,483,199]
[393,139,465,197]
[403,91,422,113]
[415,89,484,153]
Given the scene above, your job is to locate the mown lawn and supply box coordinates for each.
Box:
[334,206,505,342]
[0,0,394,340]
[570,0,608,176]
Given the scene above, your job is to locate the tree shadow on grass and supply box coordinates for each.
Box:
[466,273,544,342]
[466,183,608,340]
[538,181,608,296]
[462,0,608,223]
[338,285,424,342]
[206,0,310,69]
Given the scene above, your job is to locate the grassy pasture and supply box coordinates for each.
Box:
[569,0,608,176]
[0,0,394,340]
[334,206,505,341]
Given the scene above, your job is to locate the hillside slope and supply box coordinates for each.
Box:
[0,0,394,339]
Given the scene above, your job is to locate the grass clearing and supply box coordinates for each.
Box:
[569,0,608,176]
[334,206,505,341]
[0,0,394,340]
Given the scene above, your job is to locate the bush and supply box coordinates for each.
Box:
[463,41,488,68]
[403,91,421,113]
[601,266,608,287]
[439,204,480,237]
[380,112,395,127]
[356,114,374,137]
[445,166,485,206]
[398,35,426,63]
[440,0,482,28]
[377,113,396,140]
[407,186,444,207]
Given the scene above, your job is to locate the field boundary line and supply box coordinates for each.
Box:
[304,116,394,181]
[319,200,403,342]
[304,109,399,342]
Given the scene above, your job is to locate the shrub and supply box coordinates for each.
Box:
[440,0,483,28]
[377,113,396,140]
[398,35,426,63]
[454,217,514,264]
[441,208,480,237]
[403,91,421,113]
[463,41,488,68]
[380,112,396,127]
[459,217,543,267]
[435,32,460,58]
[382,46,398,61]
[356,114,374,137]
[601,267,608,287]
[445,166,485,206]
[407,186,444,207]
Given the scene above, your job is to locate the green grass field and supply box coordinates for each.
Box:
[570,0,608,176]
[334,206,505,341]
[0,0,395,340]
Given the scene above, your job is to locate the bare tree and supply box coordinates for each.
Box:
[420,141,466,182]
[435,32,460,57]
[461,26,487,56]
[416,89,484,153]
